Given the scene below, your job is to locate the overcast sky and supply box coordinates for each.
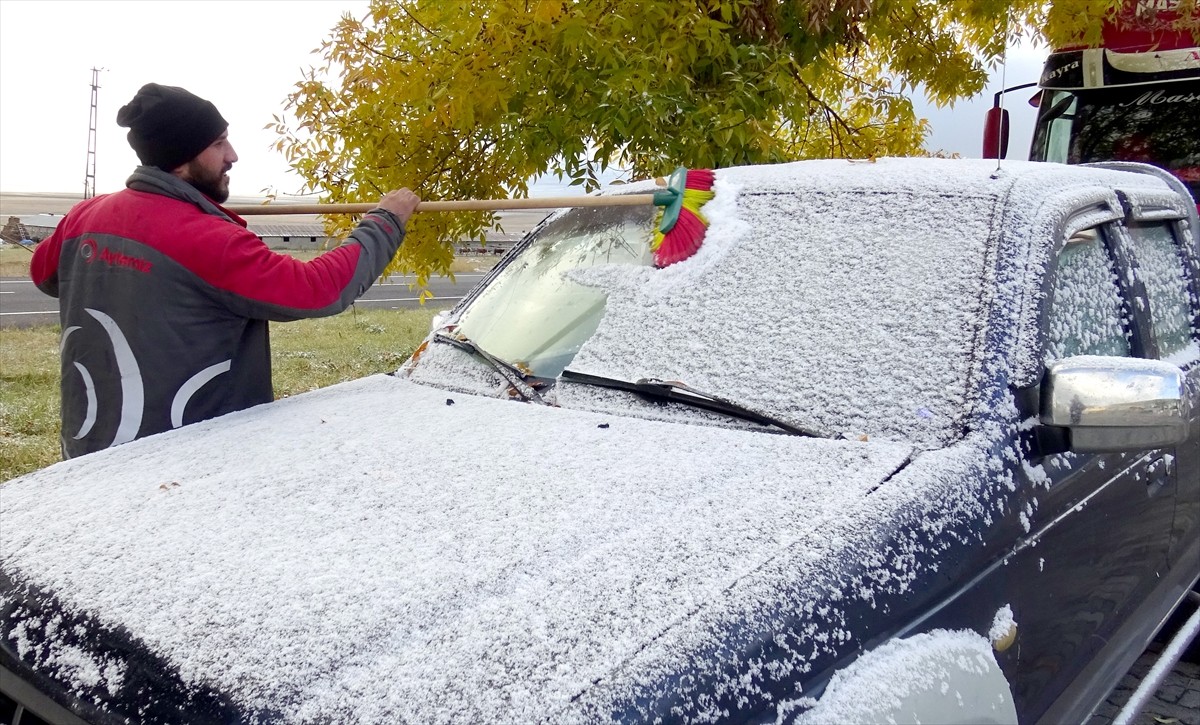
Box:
[0,1,1045,197]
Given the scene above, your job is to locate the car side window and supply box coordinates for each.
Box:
[1037,225,1136,486]
[1125,222,1198,362]
[1044,226,1133,364]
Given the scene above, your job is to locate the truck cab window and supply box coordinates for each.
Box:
[1044,227,1133,363]
[1033,90,1077,166]
[1031,81,1200,201]
[1126,222,1198,361]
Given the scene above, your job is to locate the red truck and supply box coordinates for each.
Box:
[985,0,1199,202]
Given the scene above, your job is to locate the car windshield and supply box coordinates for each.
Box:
[1031,80,1200,200]
[453,202,656,378]
[430,170,1002,448]
[548,186,999,448]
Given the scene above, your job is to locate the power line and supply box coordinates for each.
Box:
[84,67,105,199]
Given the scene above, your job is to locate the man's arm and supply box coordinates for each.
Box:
[29,228,63,297]
[334,189,421,301]
[204,189,421,321]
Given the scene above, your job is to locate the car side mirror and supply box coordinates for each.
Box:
[982,106,1010,160]
[1040,356,1189,453]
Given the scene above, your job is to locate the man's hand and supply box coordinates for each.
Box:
[378,189,421,224]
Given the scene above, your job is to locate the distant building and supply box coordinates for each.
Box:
[456,232,523,256]
[1,215,63,244]
[1,213,525,254]
[248,223,334,250]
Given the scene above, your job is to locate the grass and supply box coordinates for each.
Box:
[0,307,436,482]
[0,326,61,480]
[0,246,36,276]
[269,307,435,397]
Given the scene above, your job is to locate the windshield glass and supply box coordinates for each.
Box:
[454,203,656,378]
[1031,80,1200,200]
[416,161,1009,448]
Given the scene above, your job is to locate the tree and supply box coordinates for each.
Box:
[273,0,1192,287]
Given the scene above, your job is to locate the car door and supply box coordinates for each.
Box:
[1122,219,1200,572]
[1008,217,1180,722]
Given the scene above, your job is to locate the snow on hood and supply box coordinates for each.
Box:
[1,375,913,722]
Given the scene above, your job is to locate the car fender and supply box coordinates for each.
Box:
[787,628,1018,725]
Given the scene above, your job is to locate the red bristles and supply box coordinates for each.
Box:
[654,209,708,267]
[652,168,716,268]
[684,168,715,191]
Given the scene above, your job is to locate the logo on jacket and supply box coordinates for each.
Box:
[80,238,153,273]
[62,309,144,445]
[62,309,230,451]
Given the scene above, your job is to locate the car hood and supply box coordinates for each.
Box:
[1,375,916,723]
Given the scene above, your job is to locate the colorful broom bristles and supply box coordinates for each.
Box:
[652,168,715,267]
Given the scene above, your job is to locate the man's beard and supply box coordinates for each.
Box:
[183,160,231,203]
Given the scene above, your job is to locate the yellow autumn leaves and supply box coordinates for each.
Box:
[273,0,1197,289]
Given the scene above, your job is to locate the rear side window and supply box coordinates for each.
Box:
[1125,222,1197,361]
[1044,227,1132,363]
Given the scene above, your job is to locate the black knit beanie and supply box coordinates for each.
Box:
[116,83,228,171]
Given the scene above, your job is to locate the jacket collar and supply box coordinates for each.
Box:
[125,166,248,228]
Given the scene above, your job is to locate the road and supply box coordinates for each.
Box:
[0,272,488,328]
[1091,642,1200,725]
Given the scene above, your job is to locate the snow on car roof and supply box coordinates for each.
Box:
[2,376,914,721]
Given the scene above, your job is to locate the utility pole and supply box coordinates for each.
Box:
[84,68,103,199]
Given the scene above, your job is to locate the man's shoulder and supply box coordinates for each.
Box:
[59,188,253,261]
[110,189,246,233]
[68,187,184,218]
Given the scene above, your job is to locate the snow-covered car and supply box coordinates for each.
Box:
[1,158,1198,724]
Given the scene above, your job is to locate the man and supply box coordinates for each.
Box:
[31,83,421,459]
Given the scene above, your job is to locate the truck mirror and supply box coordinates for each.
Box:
[1040,356,1189,453]
[983,107,1010,159]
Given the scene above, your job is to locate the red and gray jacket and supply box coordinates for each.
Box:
[31,167,406,459]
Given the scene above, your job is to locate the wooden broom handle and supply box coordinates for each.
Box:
[226,194,659,216]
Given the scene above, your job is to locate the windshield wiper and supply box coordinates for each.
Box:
[560,369,831,438]
[432,332,549,404]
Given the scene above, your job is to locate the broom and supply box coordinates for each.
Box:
[650,167,715,267]
[225,167,716,267]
